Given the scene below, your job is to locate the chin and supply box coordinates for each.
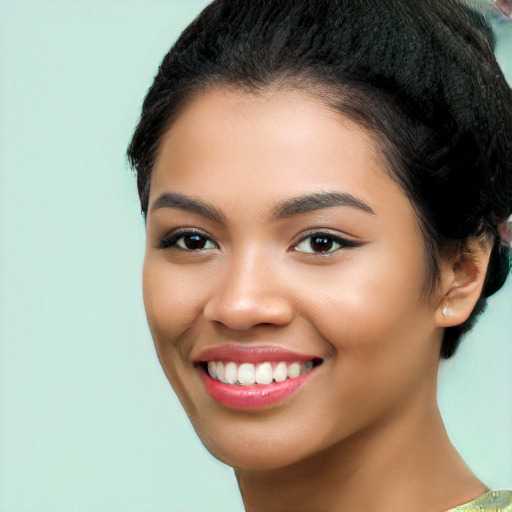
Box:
[207,444,307,471]
[193,417,332,472]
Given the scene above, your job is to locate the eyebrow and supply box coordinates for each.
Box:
[274,191,375,218]
[150,190,374,223]
[150,192,225,223]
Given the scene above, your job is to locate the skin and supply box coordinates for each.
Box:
[143,88,491,512]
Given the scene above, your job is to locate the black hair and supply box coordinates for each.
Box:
[127,0,512,358]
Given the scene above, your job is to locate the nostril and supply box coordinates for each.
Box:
[203,294,296,331]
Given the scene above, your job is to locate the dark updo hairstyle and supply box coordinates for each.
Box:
[128,0,512,358]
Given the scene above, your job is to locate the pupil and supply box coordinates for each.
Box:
[311,236,333,252]
[185,235,206,250]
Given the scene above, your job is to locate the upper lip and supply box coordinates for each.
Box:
[194,344,322,364]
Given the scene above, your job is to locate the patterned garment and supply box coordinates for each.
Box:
[447,491,512,512]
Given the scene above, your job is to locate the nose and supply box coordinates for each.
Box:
[203,252,296,331]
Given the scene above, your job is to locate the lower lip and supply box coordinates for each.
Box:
[200,369,315,409]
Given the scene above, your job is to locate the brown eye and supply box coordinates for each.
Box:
[310,236,335,253]
[293,231,362,255]
[158,230,217,251]
[181,234,209,250]
[294,234,343,254]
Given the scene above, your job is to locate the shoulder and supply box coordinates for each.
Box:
[447,490,512,512]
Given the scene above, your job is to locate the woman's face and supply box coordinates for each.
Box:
[143,88,444,470]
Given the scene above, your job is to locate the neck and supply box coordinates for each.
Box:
[235,398,486,512]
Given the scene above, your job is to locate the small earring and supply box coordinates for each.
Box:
[442,306,453,319]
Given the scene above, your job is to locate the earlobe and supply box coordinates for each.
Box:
[436,238,492,327]
[441,306,454,319]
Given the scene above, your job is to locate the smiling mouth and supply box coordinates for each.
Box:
[199,359,323,386]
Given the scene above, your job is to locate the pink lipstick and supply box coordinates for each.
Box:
[195,345,322,409]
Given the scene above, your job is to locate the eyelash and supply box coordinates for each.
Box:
[157,229,362,254]
[157,229,218,251]
[292,231,362,255]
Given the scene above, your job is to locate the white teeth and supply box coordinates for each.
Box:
[287,362,301,379]
[207,361,217,378]
[205,360,316,385]
[256,362,273,385]
[238,363,256,385]
[216,361,226,383]
[273,361,288,382]
[225,362,238,385]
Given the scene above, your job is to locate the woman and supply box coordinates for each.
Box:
[128,1,512,510]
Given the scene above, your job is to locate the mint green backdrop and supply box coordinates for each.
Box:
[0,2,510,511]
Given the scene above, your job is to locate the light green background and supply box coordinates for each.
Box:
[0,2,510,511]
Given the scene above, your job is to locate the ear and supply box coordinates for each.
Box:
[435,237,493,327]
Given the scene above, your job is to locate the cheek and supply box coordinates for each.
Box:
[142,257,206,348]
[297,243,434,398]
[304,252,427,346]
[142,257,207,418]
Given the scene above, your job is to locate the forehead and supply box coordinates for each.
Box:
[151,87,406,216]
